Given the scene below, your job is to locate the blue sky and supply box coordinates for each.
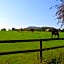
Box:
[0,0,61,29]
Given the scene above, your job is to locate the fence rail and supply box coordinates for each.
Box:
[0,38,64,43]
[0,38,64,63]
[0,45,64,55]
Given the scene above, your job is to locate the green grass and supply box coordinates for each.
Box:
[0,31,64,64]
[0,31,51,40]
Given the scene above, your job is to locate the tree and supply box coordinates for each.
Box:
[12,28,16,31]
[1,28,6,31]
[50,0,64,28]
[56,0,64,28]
[30,28,34,32]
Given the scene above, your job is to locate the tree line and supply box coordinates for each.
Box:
[1,27,64,32]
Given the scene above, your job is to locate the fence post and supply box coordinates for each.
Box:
[40,39,42,63]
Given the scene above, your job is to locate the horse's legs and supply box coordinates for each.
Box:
[57,33,59,38]
[51,33,53,38]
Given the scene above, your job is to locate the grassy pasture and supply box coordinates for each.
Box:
[0,31,64,64]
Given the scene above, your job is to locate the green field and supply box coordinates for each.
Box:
[0,31,64,64]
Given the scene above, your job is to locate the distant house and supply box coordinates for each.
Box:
[41,27,58,32]
[46,29,50,31]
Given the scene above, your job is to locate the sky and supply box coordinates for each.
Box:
[0,0,62,29]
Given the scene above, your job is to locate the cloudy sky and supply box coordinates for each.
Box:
[0,0,61,29]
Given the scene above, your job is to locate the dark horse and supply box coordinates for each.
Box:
[51,29,59,38]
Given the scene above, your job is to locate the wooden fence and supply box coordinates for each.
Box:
[0,38,64,63]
